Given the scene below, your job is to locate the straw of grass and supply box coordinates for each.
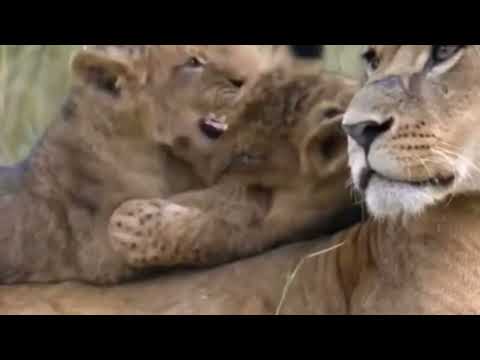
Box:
[275,241,345,315]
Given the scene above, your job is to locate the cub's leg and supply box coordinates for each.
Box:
[108,184,276,269]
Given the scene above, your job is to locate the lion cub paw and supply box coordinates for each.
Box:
[108,199,196,268]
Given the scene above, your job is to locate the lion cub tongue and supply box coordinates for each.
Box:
[199,114,229,140]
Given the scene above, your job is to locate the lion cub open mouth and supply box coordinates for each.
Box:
[199,113,229,140]
[360,167,456,192]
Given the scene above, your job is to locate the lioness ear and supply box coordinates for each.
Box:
[71,47,139,96]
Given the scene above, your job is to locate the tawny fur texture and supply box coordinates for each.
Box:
[250,44,480,315]
[6,46,480,315]
[107,60,359,273]
[0,56,362,315]
[0,45,271,285]
[24,45,480,315]
[0,241,324,315]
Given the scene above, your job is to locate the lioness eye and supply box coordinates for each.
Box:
[431,45,465,64]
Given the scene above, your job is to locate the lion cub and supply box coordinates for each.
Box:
[0,45,270,285]
[109,61,360,272]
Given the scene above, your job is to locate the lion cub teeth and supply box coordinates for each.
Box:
[199,113,229,140]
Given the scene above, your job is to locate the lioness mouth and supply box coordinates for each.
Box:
[360,167,455,191]
[199,113,229,140]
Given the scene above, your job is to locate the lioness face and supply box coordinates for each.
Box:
[70,45,268,177]
[343,45,480,218]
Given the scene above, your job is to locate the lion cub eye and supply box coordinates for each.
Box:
[185,57,206,68]
[431,45,465,64]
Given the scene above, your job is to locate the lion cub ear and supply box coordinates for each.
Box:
[299,104,349,180]
[71,47,141,96]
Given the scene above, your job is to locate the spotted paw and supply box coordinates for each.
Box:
[109,199,199,268]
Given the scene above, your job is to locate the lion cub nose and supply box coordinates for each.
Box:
[343,117,394,153]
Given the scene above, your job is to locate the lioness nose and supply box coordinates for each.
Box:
[343,117,394,153]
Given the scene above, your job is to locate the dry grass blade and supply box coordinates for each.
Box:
[275,241,345,315]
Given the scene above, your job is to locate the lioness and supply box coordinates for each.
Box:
[277,45,480,315]
[0,45,270,285]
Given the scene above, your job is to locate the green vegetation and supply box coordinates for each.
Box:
[0,45,79,164]
[324,45,363,78]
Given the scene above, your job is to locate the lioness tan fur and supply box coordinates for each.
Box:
[0,45,270,285]
[199,44,480,315]
[0,241,322,315]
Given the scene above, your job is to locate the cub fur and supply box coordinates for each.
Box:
[108,62,360,271]
[0,45,268,285]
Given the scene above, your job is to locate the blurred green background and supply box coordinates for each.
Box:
[0,45,79,164]
[0,45,363,165]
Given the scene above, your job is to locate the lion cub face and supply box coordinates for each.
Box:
[70,45,268,180]
[344,45,480,218]
[207,69,358,189]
